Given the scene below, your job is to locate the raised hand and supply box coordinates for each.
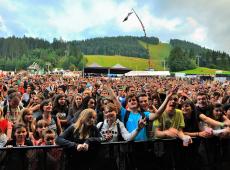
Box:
[138,117,147,130]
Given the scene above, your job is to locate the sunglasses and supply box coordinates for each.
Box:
[128,99,137,102]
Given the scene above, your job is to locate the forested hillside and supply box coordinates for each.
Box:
[75,36,159,58]
[0,36,158,71]
[0,36,229,71]
[169,39,230,71]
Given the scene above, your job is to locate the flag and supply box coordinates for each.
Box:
[123,12,133,22]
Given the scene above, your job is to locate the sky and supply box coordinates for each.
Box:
[0,0,230,54]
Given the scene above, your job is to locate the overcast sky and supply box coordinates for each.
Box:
[0,0,229,54]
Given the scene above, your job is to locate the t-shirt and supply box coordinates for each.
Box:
[120,107,150,141]
[154,109,185,131]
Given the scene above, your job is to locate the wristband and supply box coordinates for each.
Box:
[220,122,225,128]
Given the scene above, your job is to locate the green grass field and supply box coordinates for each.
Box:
[85,55,149,70]
[85,42,171,71]
[139,41,171,70]
[178,67,230,75]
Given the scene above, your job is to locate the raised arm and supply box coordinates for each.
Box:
[149,87,178,121]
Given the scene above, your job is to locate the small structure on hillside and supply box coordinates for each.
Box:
[27,62,40,74]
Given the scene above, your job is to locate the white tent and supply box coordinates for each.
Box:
[125,71,170,76]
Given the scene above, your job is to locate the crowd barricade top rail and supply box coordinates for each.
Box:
[1,137,230,170]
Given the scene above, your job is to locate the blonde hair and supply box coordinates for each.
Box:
[17,108,35,133]
[0,107,3,119]
[74,108,96,139]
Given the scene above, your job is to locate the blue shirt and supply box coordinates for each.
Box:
[120,107,150,141]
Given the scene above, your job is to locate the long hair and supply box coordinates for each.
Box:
[74,108,96,139]
[17,108,35,133]
[69,94,83,116]
[53,94,68,111]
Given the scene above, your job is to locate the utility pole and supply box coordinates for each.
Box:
[196,55,200,67]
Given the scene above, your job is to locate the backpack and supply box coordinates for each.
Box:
[123,110,149,138]
[98,121,125,141]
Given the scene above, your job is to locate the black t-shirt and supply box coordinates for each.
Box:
[196,105,212,121]
[5,139,33,147]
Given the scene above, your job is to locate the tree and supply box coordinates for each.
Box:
[168,47,196,72]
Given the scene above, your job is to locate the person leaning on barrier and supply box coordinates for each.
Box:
[97,103,146,142]
[107,84,175,141]
[154,94,192,146]
[195,92,230,131]
[55,108,101,151]
[181,100,212,138]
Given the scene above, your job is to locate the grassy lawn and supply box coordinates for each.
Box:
[139,41,171,70]
[178,67,230,75]
[85,42,172,71]
[85,55,149,70]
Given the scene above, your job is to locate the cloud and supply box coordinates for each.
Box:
[0,0,229,54]
[0,16,11,36]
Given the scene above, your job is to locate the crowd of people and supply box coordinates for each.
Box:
[0,72,230,151]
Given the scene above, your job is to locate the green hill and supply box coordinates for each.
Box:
[177,67,230,75]
[85,43,171,71]
[85,55,149,70]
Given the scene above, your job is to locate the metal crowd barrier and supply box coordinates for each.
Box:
[1,137,230,170]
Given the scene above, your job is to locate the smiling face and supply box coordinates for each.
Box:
[138,96,149,111]
[213,107,223,120]
[181,103,192,116]
[15,127,27,143]
[127,96,138,110]
[43,102,53,113]
[58,96,66,106]
[197,95,207,108]
[104,108,117,125]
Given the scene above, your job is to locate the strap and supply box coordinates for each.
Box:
[117,122,125,141]
[124,110,131,128]
[98,122,104,131]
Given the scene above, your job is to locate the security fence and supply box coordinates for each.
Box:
[1,137,230,170]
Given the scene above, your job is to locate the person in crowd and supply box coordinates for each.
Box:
[16,108,35,142]
[36,100,62,136]
[27,93,44,119]
[0,107,12,140]
[67,94,83,125]
[40,128,56,146]
[56,108,101,149]
[181,100,211,138]
[33,120,49,145]
[5,123,33,147]
[21,85,32,107]
[3,92,23,125]
[114,85,176,141]
[97,103,146,142]
[224,104,230,119]
[55,108,101,170]
[0,127,7,147]
[71,96,96,123]
[154,94,193,146]
[52,94,69,129]
[195,92,230,130]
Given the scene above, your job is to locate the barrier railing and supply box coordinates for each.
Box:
[1,137,230,170]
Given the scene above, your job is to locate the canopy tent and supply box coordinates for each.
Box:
[124,71,170,76]
[84,63,131,75]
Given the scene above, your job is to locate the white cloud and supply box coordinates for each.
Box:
[0,16,11,36]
